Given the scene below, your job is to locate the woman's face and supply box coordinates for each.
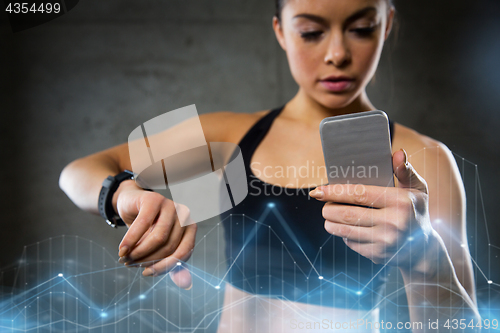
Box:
[274,0,394,109]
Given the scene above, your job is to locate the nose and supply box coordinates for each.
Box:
[324,30,351,67]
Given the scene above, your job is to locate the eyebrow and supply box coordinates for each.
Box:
[293,7,378,26]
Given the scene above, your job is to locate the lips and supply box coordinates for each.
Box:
[319,75,355,92]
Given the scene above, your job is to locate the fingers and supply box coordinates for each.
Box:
[392,148,406,172]
[310,183,395,208]
[393,149,428,194]
[125,201,182,262]
[324,220,376,243]
[115,191,197,289]
[309,149,428,207]
[141,224,197,288]
[143,223,196,275]
[119,195,163,256]
[322,202,388,227]
[169,266,193,290]
[126,224,185,264]
[342,241,385,264]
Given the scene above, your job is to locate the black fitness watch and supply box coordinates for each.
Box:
[98,170,135,228]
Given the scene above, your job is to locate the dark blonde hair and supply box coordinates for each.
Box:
[274,0,395,21]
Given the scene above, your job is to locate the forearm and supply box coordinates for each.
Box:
[59,153,123,214]
[400,231,481,332]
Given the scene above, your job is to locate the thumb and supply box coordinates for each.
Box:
[169,265,193,290]
[393,149,428,194]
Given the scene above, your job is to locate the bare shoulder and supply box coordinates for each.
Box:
[392,122,456,168]
[199,110,270,144]
[392,123,464,212]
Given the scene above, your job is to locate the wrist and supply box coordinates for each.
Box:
[399,230,449,281]
[112,179,142,214]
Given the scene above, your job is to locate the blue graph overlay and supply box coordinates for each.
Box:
[0,149,499,332]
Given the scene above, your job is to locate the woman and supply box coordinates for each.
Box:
[59,0,480,331]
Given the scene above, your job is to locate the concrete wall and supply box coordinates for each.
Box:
[1,0,499,326]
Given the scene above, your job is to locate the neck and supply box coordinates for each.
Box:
[281,89,376,127]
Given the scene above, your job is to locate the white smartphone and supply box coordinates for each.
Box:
[319,110,394,187]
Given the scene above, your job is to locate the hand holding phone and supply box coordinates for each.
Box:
[315,111,435,267]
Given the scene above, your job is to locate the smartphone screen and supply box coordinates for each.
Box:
[319,110,394,187]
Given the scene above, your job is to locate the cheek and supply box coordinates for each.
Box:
[351,40,384,79]
[286,44,322,83]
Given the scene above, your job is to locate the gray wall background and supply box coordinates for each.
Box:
[1,0,499,321]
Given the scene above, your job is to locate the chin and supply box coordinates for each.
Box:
[315,92,359,111]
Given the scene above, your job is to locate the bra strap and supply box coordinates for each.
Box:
[236,107,394,175]
[237,106,284,173]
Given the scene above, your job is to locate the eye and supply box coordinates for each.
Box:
[300,31,324,41]
[349,26,376,37]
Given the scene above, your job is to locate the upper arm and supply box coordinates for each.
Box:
[407,138,476,304]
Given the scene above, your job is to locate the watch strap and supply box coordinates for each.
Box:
[98,170,135,228]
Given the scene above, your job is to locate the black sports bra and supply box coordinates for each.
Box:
[220,106,393,310]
